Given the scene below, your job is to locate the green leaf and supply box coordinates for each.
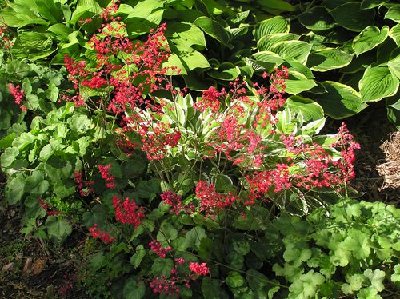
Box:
[11,31,54,60]
[179,49,210,71]
[185,226,206,249]
[257,0,294,13]
[157,221,178,242]
[194,16,232,47]
[329,2,375,32]
[390,24,400,46]
[385,4,400,22]
[130,245,146,269]
[387,55,400,79]
[363,269,385,292]
[286,96,324,122]
[151,258,174,276]
[361,0,386,9]
[69,0,102,25]
[255,16,290,41]
[298,6,335,31]
[1,147,19,168]
[246,269,269,291]
[318,81,367,118]
[226,271,245,289]
[288,270,325,298]
[390,264,400,282]
[5,174,26,204]
[118,0,164,19]
[0,6,48,27]
[167,22,206,48]
[342,273,365,294]
[359,66,399,102]
[136,178,161,200]
[47,23,73,40]
[69,113,93,133]
[122,278,146,299]
[270,41,312,64]
[352,26,389,55]
[257,33,299,51]
[46,217,72,240]
[307,48,353,71]
[285,71,316,94]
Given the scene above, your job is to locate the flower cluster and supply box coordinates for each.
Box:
[194,86,226,113]
[112,196,145,228]
[97,164,115,189]
[149,240,172,258]
[8,83,26,111]
[195,181,237,215]
[89,224,115,244]
[189,262,209,276]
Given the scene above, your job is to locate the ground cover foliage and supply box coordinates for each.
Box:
[1,0,400,298]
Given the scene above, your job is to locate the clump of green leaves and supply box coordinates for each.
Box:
[250,1,400,126]
[272,199,400,298]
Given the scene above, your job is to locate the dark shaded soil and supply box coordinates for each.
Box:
[0,171,89,299]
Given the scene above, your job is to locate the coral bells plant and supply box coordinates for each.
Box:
[56,8,361,297]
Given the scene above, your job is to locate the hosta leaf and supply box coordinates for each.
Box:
[117,0,164,18]
[286,96,324,121]
[361,0,386,9]
[179,49,210,70]
[167,22,206,48]
[270,41,312,64]
[359,66,399,102]
[256,0,294,13]
[69,0,102,25]
[254,16,289,41]
[0,6,48,27]
[11,31,54,60]
[385,4,400,22]
[329,2,375,32]
[285,71,316,94]
[298,6,335,31]
[257,33,299,51]
[307,48,353,71]
[352,26,389,55]
[390,24,400,46]
[318,81,367,118]
[388,55,400,79]
[194,16,231,47]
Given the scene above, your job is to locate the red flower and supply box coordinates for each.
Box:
[89,224,115,244]
[8,83,25,109]
[189,262,209,276]
[149,240,172,258]
[113,196,145,228]
[98,164,116,189]
[194,86,226,113]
